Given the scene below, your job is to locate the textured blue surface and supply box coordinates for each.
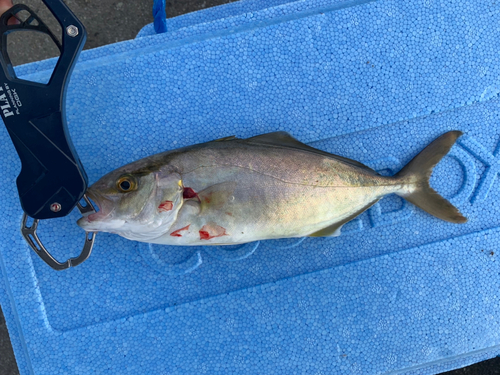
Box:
[1,0,500,374]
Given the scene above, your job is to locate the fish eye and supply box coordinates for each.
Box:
[116,175,137,192]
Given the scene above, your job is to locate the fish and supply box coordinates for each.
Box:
[77,131,467,245]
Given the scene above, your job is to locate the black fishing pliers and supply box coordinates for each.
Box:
[0,0,96,270]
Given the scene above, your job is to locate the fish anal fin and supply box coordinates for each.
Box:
[308,199,380,237]
[246,132,377,173]
[310,225,343,238]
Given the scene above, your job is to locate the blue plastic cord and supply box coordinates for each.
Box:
[152,0,167,34]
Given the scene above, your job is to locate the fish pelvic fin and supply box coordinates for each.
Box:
[395,131,467,224]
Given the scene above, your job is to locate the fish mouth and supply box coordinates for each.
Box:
[77,189,114,228]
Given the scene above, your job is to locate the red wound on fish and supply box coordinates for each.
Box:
[158,201,173,212]
[170,225,190,237]
[199,223,227,240]
[183,187,198,199]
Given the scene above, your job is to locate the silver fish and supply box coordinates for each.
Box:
[77,131,466,244]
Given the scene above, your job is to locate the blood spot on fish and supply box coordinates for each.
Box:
[170,225,190,237]
[199,223,227,240]
[183,187,198,199]
[158,201,173,212]
[225,212,233,216]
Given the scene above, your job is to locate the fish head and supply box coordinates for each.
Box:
[77,163,184,242]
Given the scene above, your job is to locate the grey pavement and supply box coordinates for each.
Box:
[0,0,499,374]
[8,0,237,66]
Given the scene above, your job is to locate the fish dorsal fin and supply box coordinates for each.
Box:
[246,132,376,173]
[308,199,380,237]
[213,135,237,142]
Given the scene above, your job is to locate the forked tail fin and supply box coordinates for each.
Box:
[395,131,467,223]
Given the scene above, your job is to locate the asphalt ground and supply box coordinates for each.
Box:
[0,1,499,374]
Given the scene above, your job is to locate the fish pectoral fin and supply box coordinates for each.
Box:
[181,200,202,215]
[198,181,237,211]
[246,132,377,174]
[308,199,380,237]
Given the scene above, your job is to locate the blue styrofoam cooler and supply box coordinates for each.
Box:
[1,0,500,374]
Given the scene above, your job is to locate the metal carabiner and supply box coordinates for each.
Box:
[21,195,96,270]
